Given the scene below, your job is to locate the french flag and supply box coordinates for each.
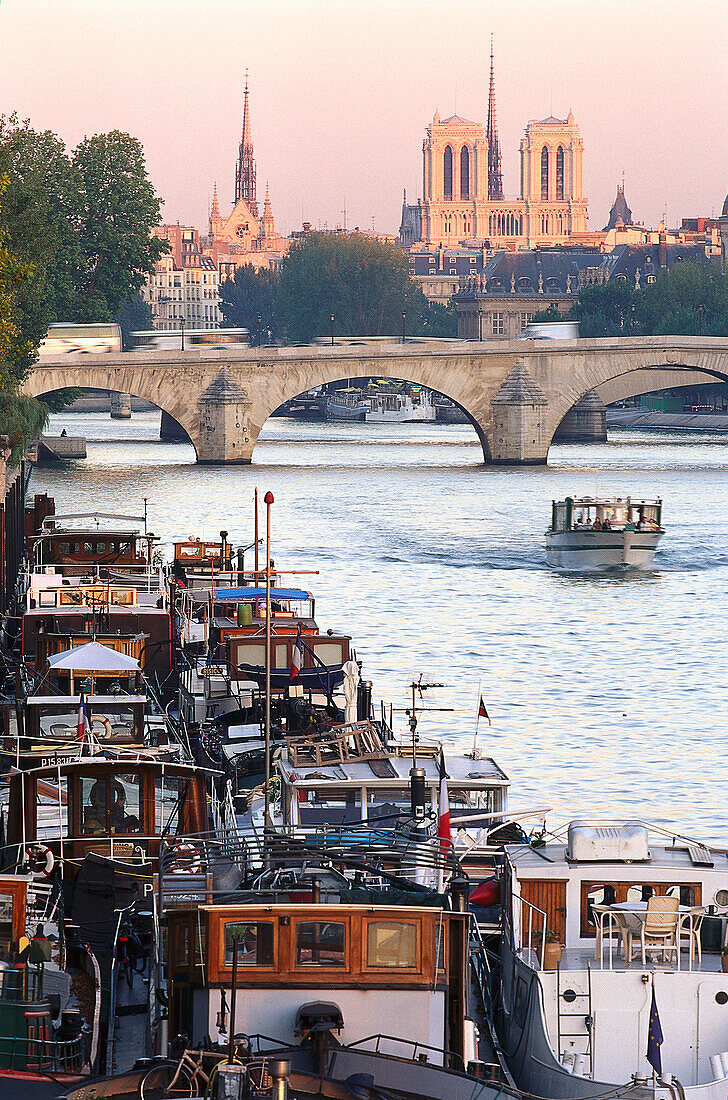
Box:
[77,693,91,742]
[437,749,452,854]
[290,627,303,682]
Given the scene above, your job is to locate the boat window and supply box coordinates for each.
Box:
[626,884,655,903]
[295,921,346,967]
[81,774,142,834]
[224,921,274,967]
[582,883,618,936]
[312,643,344,666]
[174,921,190,966]
[236,643,266,668]
[666,884,697,906]
[59,543,70,555]
[95,542,106,554]
[274,644,288,669]
[366,921,417,968]
[39,707,79,740]
[156,776,184,832]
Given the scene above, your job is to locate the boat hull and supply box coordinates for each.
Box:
[545,530,663,570]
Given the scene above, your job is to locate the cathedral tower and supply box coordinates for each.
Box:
[486,37,504,201]
[235,72,258,216]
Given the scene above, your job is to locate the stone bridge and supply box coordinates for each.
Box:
[23,336,728,464]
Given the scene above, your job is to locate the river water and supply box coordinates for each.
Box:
[31,411,728,843]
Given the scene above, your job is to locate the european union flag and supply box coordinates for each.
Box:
[646,986,664,1075]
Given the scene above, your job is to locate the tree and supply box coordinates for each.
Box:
[219,264,279,342]
[0,173,49,461]
[276,232,425,343]
[70,131,168,320]
[639,262,728,337]
[410,298,458,339]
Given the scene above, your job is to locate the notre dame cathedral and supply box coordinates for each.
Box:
[399,44,588,251]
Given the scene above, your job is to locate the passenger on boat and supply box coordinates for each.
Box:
[593,518,603,530]
[603,516,612,529]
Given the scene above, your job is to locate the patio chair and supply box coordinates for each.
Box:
[680,906,706,966]
[592,904,632,963]
[639,895,680,966]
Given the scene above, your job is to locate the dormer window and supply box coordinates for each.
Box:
[518,277,533,290]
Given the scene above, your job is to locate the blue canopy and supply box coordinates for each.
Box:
[212,587,312,602]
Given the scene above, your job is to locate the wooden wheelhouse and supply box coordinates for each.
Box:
[33,512,156,573]
[167,903,469,1065]
[7,760,209,869]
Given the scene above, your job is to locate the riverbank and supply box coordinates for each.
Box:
[607,408,728,431]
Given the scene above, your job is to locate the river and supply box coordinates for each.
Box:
[31,411,728,843]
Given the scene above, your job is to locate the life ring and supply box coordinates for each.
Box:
[167,842,202,874]
[25,844,55,879]
[91,715,114,739]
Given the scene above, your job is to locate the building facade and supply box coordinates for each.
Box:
[400,48,588,252]
[142,225,221,330]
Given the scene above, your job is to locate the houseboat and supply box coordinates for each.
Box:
[546,497,664,570]
[366,385,436,423]
[498,820,728,1098]
[326,390,369,422]
[30,511,158,582]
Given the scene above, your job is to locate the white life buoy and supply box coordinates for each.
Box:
[167,842,202,874]
[90,715,113,739]
[25,844,55,879]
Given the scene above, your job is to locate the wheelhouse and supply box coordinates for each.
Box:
[6,694,154,768]
[32,512,156,572]
[167,903,468,1064]
[7,760,209,868]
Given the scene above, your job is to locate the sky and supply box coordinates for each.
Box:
[2,0,727,237]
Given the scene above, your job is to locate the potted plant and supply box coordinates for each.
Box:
[721,945,728,974]
[542,929,563,970]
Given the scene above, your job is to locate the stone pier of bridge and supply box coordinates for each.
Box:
[22,337,728,465]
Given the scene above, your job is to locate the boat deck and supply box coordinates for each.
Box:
[525,945,725,974]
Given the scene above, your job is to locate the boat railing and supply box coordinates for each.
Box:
[517,895,547,970]
[344,1032,466,1071]
[0,1032,84,1074]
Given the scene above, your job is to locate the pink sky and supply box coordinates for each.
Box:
[2,0,727,237]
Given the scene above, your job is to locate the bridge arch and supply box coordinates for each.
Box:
[250,362,492,463]
[23,363,202,460]
[542,351,728,457]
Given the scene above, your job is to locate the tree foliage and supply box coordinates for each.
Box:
[276,232,427,343]
[220,264,279,342]
[0,117,166,456]
[542,261,728,338]
[0,173,48,460]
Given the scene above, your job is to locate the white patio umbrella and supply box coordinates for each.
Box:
[47,640,140,672]
[342,659,360,725]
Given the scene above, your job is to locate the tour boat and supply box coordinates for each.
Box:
[365,385,437,423]
[497,819,728,1098]
[546,496,664,570]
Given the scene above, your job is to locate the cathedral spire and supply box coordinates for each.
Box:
[486,35,504,201]
[211,181,220,219]
[235,69,258,215]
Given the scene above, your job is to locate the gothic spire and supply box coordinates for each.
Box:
[235,70,258,215]
[486,35,504,201]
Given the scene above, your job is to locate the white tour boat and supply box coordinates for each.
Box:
[546,496,664,570]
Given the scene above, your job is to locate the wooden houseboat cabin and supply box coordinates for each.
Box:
[167,903,470,1065]
[6,760,209,870]
[32,512,156,574]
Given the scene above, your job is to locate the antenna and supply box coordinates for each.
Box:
[405,674,448,769]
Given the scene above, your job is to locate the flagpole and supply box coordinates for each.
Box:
[263,491,274,866]
[471,679,482,758]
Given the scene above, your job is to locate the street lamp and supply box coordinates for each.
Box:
[180,315,186,351]
[257,315,262,348]
[330,314,335,346]
[699,304,705,335]
[401,311,406,344]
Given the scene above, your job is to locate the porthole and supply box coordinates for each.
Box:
[562,989,577,1003]
[716,991,728,1005]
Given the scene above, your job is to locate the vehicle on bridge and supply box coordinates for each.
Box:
[130,327,249,350]
[521,320,580,340]
[38,322,122,354]
[546,495,664,570]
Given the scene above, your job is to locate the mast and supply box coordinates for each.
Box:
[486,36,504,201]
[235,70,258,216]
